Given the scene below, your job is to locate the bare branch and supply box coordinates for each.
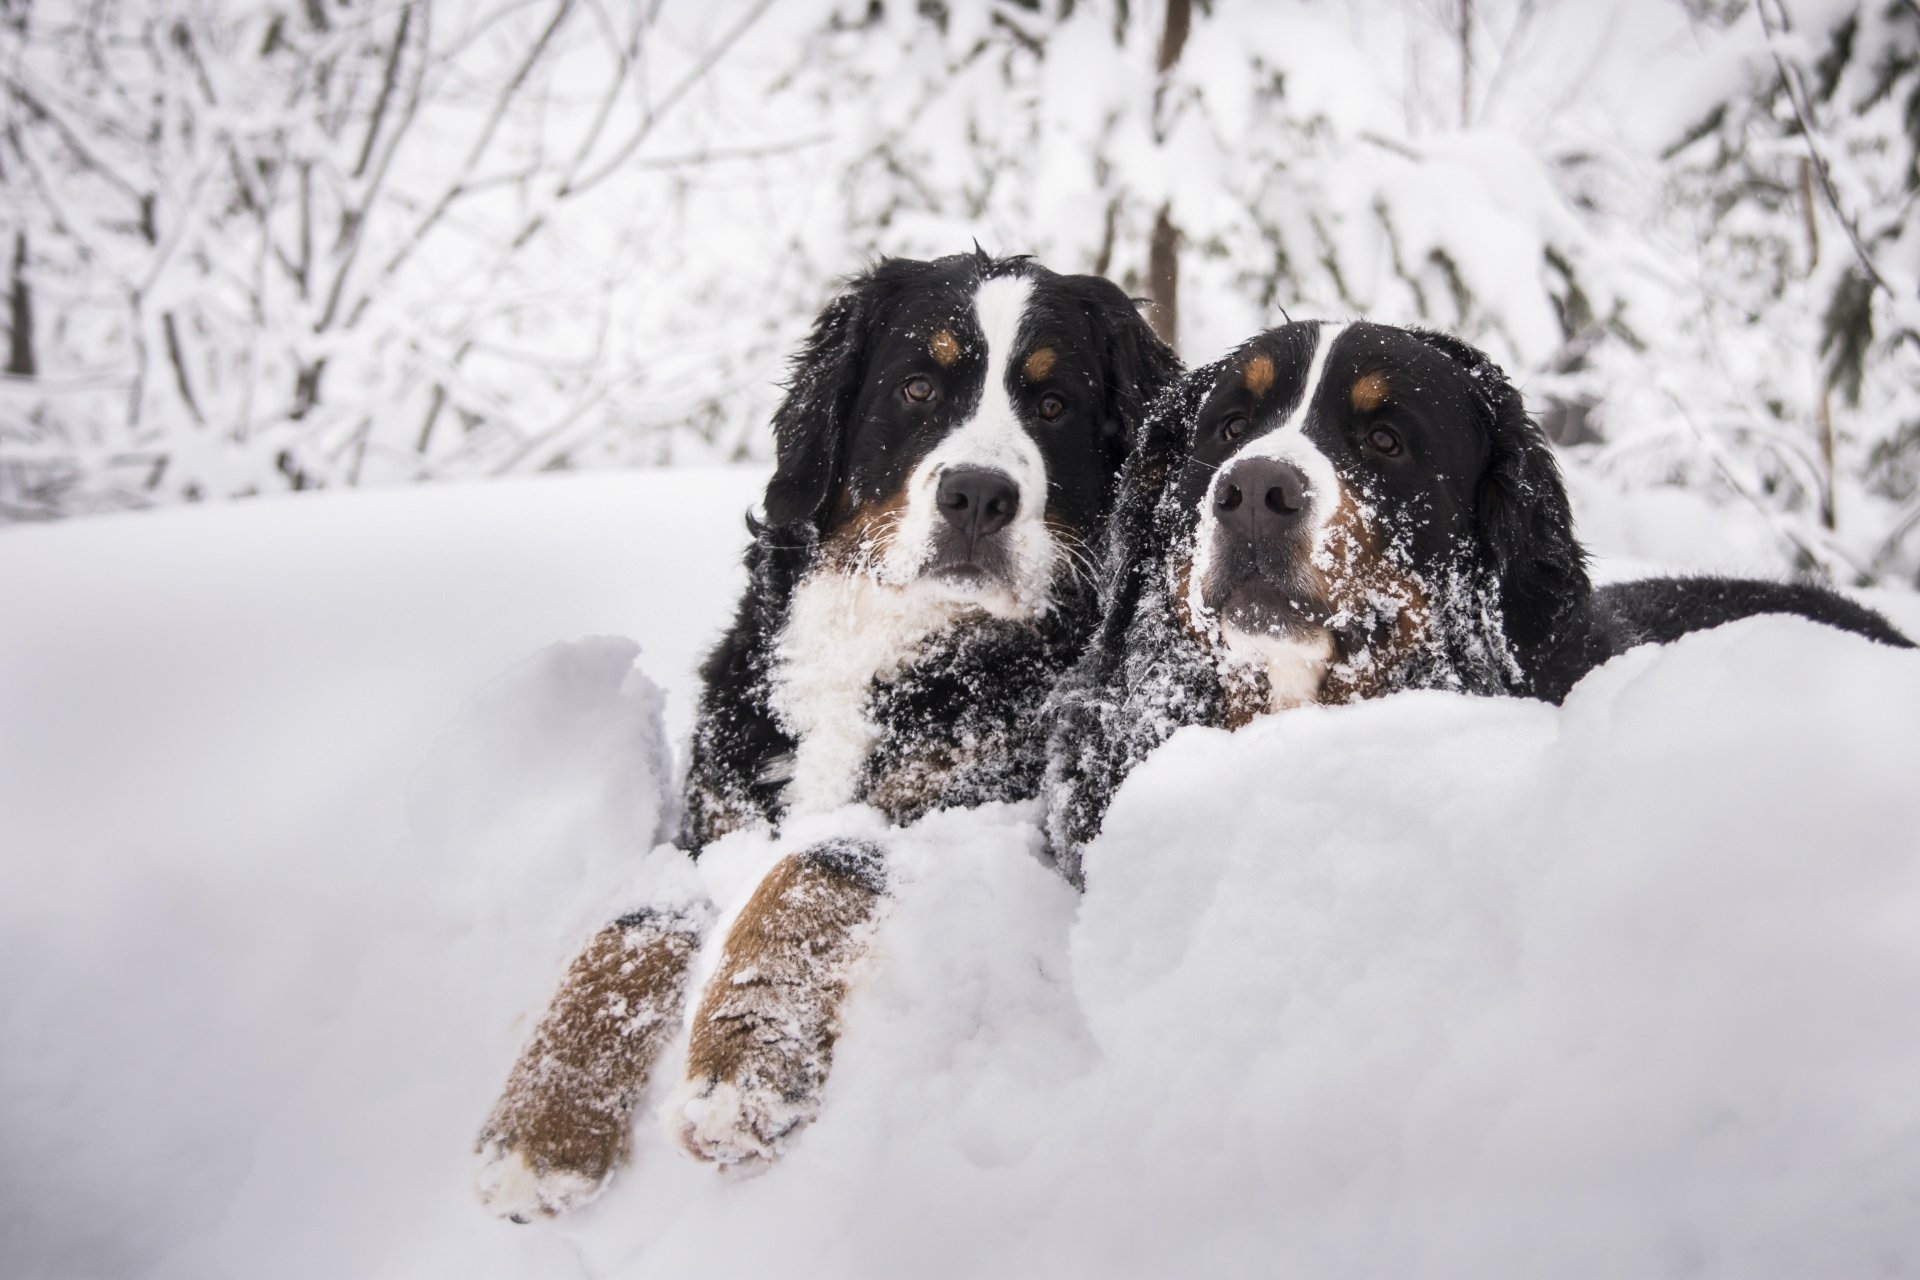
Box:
[1,74,147,213]
[352,4,415,179]
[311,0,432,336]
[160,310,205,425]
[363,0,578,296]
[562,0,775,198]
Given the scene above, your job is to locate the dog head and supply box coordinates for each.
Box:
[1157,320,1587,704]
[759,251,1178,617]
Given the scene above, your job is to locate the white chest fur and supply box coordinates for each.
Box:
[1220,624,1335,713]
[769,571,1013,816]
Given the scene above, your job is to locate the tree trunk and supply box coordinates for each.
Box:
[1147,0,1191,350]
[6,232,33,377]
[1801,155,1836,531]
[1147,206,1180,348]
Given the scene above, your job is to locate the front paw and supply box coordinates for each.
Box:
[473,1127,613,1222]
[665,1072,817,1168]
[472,909,706,1220]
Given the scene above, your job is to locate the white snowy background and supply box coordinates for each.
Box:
[4,1,1920,1277]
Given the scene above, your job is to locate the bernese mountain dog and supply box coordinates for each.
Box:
[1044,319,1912,884]
[475,251,1177,1216]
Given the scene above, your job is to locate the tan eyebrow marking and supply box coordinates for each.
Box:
[929,329,960,367]
[1351,371,1390,412]
[1243,353,1275,396]
[1022,347,1057,381]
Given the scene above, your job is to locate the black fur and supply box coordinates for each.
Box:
[680,251,1180,851]
[1045,320,1912,884]
[797,837,890,897]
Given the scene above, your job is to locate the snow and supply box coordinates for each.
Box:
[4,467,1919,1278]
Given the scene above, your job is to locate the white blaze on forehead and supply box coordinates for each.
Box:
[1188,321,1349,601]
[871,272,1056,614]
[1270,321,1348,446]
[1185,322,1351,710]
[946,272,1045,494]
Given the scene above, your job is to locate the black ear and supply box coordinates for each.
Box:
[1044,362,1222,888]
[1070,277,1184,471]
[760,280,876,531]
[1086,362,1217,671]
[1414,329,1590,651]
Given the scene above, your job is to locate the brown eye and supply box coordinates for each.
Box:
[1037,392,1067,422]
[1367,426,1403,457]
[1220,413,1249,443]
[904,375,936,403]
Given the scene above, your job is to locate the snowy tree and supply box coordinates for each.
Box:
[0,0,845,517]
[4,0,1917,593]
[1647,0,1920,583]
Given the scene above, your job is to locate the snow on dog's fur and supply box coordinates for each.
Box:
[1044,320,1913,886]
[475,251,1175,1212]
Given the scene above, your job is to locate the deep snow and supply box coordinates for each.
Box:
[3,468,1918,1279]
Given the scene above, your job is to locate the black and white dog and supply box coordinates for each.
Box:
[681,251,1176,842]
[1045,320,1912,882]
[476,251,1177,1216]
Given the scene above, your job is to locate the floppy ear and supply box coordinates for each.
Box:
[760,281,876,531]
[1070,277,1184,472]
[1044,363,1221,887]
[1414,329,1590,651]
[1086,362,1217,677]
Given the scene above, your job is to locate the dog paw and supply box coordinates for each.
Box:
[665,1075,815,1168]
[473,1131,609,1222]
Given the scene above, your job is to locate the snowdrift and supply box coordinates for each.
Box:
[3,470,1917,1279]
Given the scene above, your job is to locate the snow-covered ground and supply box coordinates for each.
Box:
[3,468,1918,1279]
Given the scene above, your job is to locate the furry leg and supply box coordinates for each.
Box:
[667,838,888,1167]
[475,907,704,1220]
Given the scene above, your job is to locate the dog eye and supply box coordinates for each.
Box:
[1220,413,1249,443]
[1366,426,1403,457]
[1037,392,1067,422]
[903,375,937,403]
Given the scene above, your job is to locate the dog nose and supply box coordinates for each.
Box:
[1215,456,1310,543]
[937,467,1019,542]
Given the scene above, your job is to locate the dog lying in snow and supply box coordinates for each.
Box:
[1044,320,1913,884]
[474,250,1177,1217]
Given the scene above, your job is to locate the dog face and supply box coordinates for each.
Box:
[1165,320,1581,703]
[762,253,1173,617]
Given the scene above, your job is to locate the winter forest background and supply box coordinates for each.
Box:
[3,0,1919,587]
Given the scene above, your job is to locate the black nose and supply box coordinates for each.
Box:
[1215,456,1310,544]
[937,467,1019,544]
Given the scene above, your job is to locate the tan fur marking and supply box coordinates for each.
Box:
[820,487,911,573]
[1243,353,1276,397]
[1350,371,1390,413]
[929,329,961,367]
[1023,346,1057,381]
[476,915,702,1209]
[1309,488,1434,704]
[679,851,884,1158]
[864,737,988,825]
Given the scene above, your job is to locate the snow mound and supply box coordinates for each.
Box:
[3,472,1917,1278]
[408,635,677,922]
[1067,617,1920,1277]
